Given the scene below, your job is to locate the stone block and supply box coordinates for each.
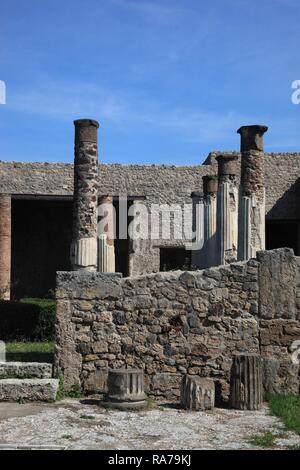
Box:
[180,375,215,411]
[83,369,107,392]
[0,362,52,379]
[0,379,59,402]
[262,358,299,395]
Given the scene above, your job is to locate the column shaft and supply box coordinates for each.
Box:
[191,192,205,268]
[203,176,218,268]
[98,195,115,272]
[216,154,239,265]
[191,175,218,269]
[71,119,99,271]
[237,125,268,260]
[0,194,11,300]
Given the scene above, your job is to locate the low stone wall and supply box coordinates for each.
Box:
[258,249,300,394]
[55,249,300,402]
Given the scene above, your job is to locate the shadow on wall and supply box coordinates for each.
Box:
[266,177,300,220]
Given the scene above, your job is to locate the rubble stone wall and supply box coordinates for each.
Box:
[1,154,300,219]
[55,248,300,401]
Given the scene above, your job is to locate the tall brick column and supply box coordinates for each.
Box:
[98,194,115,272]
[71,119,99,271]
[216,154,239,265]
[0,194,11,299]
[237,125,268,261]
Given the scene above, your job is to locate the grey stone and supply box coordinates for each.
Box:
[0,362,52,379]
[55,249,300,401]
[0,379,59,402]
[103,369,146,410]
[230,355,263,411]
[181,375,215,411]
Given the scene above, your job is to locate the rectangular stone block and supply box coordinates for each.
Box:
[0,362,52,379]
[0,379,59,402]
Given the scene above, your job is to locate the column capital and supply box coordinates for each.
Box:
[202,175,218,195]
[191,191,204,201]
[99,194,113,202]
[74,119,100,144]
[216,153,238,178]
[237,125,268,152]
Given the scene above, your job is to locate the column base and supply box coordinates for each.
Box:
[98,234,115,273]
[71,237,97,271]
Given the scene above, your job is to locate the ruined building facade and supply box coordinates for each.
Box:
[1,120,300,400]
[0,121,300,300]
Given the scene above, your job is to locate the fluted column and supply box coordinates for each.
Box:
[191,191,205,268]
[202,175,218,268]
[0,194,11,299]
[71,119,99,271]
[191,176,218,269]
[98,195,115,272]
[216,154,239,265]
[237,125,268,261]
[230,354,263,410]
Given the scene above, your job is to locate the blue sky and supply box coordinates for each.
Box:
[0,0,299,165]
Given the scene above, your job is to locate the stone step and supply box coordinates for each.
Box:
[0,362,52,379]
[0,379,59,402]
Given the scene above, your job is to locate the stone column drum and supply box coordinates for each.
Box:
[216,154,239,265]
[181,375,215,411]
[237,125,268,261]
[0,194,11,299]
[104,369,146,410]
[98,195,115,272]
[230,354,263,410]
[71,119,99,271]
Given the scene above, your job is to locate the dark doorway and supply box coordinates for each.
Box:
[160,247,191,271]
[11,198,73,299]
[113,199,132,277]
[265,220,298,255]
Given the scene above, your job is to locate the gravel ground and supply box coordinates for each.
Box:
[0,399,299,450]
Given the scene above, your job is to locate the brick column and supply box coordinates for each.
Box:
[0,194,11,299]
[71,119,99,271]
[98,194,115,272]
[237,125,268,260]
[216,154,239,265]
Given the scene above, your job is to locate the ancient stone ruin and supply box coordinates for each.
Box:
[0,119,300,407]
[52,120,299,407]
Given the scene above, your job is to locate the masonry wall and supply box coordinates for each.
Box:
[1,154,300,220]
[257,249,300,394]
[2,156,300,277]
[55,248,300,401]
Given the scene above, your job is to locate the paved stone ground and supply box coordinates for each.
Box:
[0,399,299,450]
